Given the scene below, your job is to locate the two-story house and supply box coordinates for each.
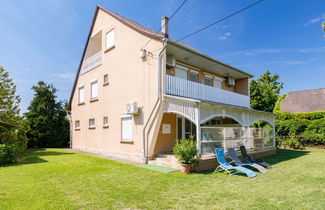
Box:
[68,6,276,171]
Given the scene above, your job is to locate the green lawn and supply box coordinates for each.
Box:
[0,149,324,209]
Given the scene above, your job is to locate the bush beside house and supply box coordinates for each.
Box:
[274,95,325,148]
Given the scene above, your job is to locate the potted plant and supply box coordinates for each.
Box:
[172,136,201,174]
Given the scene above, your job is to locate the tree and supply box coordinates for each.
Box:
[25,81,69,148]
[0,66,29,163]
[250,70,283,112]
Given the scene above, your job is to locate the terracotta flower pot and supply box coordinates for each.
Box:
[180,164,192,174]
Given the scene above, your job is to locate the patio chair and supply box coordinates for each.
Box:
[227,148,267,174]
[214,148,256,178]
[239,145,273,169]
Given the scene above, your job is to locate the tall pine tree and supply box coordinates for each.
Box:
[25,81,69,147]
[0,66,28,151]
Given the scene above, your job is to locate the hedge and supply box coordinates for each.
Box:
[274,95,325,148]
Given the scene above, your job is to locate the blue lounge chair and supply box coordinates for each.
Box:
[227,148,267,174]
[239,146,273,169]
[214,148,256,178]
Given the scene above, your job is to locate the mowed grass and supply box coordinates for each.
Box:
[0,148,324,209]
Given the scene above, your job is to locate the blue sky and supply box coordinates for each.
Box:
[1,0,324,112]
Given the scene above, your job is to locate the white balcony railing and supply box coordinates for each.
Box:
[80,51,102,75]
[165,75,250,108]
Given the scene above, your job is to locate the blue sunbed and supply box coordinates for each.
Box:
[214,148,256,178]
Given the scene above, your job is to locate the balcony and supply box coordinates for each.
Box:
[165,75,249,108]
[80,51,102,75]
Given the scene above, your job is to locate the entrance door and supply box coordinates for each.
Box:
[177,116,196,140]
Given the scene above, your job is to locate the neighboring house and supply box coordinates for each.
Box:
[68,6,275,170]
[280,88,325,113]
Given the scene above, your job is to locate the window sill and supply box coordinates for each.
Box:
[88,127,96,129]
[103,82,109,86]
[120,140,133,144]
[78,102,85,106]
[90,98,98,103]
[75,128,80,131]
[104,45,115,53]
[103,125,109,128]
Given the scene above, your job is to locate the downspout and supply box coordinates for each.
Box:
[142,39,167,164]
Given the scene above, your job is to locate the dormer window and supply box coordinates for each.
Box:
[105,29,115,51]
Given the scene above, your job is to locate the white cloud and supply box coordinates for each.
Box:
[52,73,75,81]
[304,14,325,26]
[218,32,231,40]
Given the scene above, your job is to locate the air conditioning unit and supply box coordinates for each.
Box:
[225,76,235,87]
[166,55,176,67]
[126,101,139,115]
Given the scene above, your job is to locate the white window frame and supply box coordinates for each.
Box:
[89,118,95,129]
[121,115,132,141]
[90,79,98,101]
[204,75,213,86]
[105,29,115,51]
[75,120,80,130]
[103,116,109,128]
[78,85,85,104]
[214,76,224,89]
[189,70,199,83]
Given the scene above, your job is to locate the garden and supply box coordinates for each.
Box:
[0,148,324,209]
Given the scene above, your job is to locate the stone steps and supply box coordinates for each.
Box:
[148,154,180,170]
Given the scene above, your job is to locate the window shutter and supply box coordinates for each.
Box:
[91,81,98,99]
[121,116,132,140]
[79,87,85,103]
[105,29,115,50]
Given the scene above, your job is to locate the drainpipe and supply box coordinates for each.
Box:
[142,39,167,164]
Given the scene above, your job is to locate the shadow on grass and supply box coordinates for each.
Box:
[0,148,74,168]
[195,148,310,175]
[261,148,309,165]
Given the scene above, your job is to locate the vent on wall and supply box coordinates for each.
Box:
[225,76,235,87]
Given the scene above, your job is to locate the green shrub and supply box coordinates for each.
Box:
[0,144,19,165]
[173,136,201,165]
[274,99,325,147]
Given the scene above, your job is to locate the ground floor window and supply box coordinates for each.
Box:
[121,115,132,141]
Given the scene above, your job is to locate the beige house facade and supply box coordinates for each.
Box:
[68,6,276,170]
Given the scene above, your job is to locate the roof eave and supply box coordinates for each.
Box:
[166,39,254,78]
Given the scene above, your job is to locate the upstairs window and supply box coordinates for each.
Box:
[75,120,80,130]
[89,118,95,129]
[103,74,109,85]
[103,116,108,128]
[78,86,85,104]
[105,29,115,50]
[90,80,98,100]
[204,74,213,86]
[189,70,199,82]
[214,77,223,89]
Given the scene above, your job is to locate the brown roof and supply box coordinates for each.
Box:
[68,5,164,110]
[280,88,325,113]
